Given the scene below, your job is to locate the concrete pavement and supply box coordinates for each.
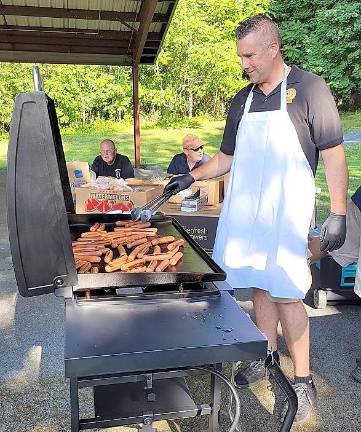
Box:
[1,169,360,432]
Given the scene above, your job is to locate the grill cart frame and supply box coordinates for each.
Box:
[7,91,297,431]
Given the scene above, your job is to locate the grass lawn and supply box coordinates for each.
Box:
[0,116,360,223]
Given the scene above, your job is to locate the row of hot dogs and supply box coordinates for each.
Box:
[72,220,184,274]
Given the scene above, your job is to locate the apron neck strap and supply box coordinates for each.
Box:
[243,84,256,116]
[280,64,289,112]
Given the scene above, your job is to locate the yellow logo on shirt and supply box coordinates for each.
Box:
[287,88,297,104]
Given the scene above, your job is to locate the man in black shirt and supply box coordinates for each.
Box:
[91,139,134,179]
[167,135,211,175]
[165,15,348,422]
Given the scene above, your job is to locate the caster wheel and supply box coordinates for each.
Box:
[313,289,327,309]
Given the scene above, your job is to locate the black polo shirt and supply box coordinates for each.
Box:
[91,154,134,179]
[220,65,343,175]
[167,152,211,175]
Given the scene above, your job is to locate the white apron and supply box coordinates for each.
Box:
[213,67,315,299]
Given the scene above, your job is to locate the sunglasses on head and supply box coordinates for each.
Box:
[188,145,204,152]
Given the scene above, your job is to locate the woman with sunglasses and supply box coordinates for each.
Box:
[167,134,211,175]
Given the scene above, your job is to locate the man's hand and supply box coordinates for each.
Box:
[164,174,195,195]
[320,213,346,252]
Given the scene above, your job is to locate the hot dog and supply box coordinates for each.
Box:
[104,249,113,263]
[137,245,150,258]
[155,259,170,272]
[167,239,185,251]
[72,250,103,257]
[153,245,162,254]
[151,236,175,246]
[142,247,179,262]
[78,261,92,273]
[90,222,100,232]
[105,255,128,272]
[128,242,151,261]
[127,237,148,249]
[117,244,127,257]
[146,260,158,272]
[75,259,87,269]
[120,259,146,271]
[115,220,129,226]
[81,231,106,238]
[72,246,105,253]
[128,266,147,273]
[73,254,101,263]
[169,252,183,266]
[127,222,151,229]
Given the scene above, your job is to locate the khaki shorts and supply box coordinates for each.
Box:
[266,292,301,303]
[330,201,361,297]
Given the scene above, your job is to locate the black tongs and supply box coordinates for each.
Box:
[131,189,174,222]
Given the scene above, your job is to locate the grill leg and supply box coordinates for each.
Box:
[208,363,222,432]
[70,378,80,432]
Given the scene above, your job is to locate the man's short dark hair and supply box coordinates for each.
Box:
[235,15,281,47]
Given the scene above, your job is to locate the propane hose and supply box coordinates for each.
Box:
[195,366,241,432]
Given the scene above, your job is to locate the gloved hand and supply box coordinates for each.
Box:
[164,174,195,195]
[320,212,346,252]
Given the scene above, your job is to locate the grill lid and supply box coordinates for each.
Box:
[7,91,77,297]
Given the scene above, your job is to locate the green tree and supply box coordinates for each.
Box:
[270,0,361,108]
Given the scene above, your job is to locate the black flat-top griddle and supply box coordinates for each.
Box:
[6,90,296,432]
[6,90,224,297]
[69,214,225,290]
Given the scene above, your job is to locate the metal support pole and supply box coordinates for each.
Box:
[132,63,141,168]
[208,364,222,432]
[32,66,44,92]
[70,378,80,432]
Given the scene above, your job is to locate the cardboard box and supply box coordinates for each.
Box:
[75,185,163,214]
[193,176,224,205]
[223,172,230,195]
[66,161,91,188]
[168,177,224,206]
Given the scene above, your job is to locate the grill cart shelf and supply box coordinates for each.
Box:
[7,91,297,431]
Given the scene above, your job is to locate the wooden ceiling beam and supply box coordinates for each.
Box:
[0,50,133,65]
[0,33,131,48]
[0,42,131,56]
[0,6,168,23]
[133,0,158,64]
[0,25,162,42]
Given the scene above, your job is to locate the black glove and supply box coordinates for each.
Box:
[164,174,195,195]
[320,212,346,252]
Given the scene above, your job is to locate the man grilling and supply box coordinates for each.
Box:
[91,139,134,179]
[164,15,348,422]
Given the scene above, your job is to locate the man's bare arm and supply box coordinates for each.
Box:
[190,151,233,181]
[321,145,348,215]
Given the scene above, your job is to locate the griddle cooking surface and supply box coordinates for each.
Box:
[69,215,226,289]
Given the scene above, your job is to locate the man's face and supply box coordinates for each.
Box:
[100,141,116,165]
[237,32,278,84]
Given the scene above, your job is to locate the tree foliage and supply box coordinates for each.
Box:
[0,0,359,131]
[270,0,361,109]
